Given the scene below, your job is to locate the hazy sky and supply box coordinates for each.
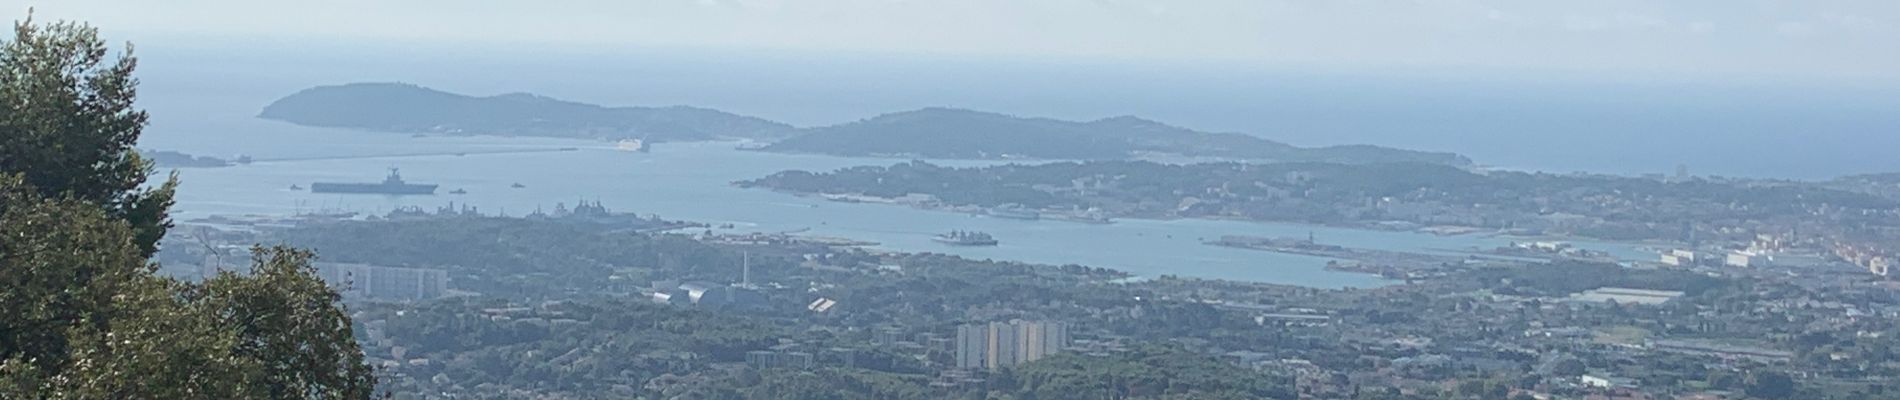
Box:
[13,1,1900,85]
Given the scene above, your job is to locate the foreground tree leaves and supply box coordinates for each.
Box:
[0,16,173,258]
[1,176,376,398]
[0,175,147,374]
[198,247,378,399]
[1,16,376,399]
[0,175,249,397]
[35,278,261,398]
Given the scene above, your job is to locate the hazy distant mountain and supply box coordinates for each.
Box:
[259,83,797,141]
[1838,172,1900,185]
[764,108,1470,165]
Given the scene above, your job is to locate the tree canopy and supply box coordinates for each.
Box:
[0,16,171,257]
[0,16,374,399]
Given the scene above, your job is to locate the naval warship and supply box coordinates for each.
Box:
[933,231,999,246]
[311,168,437,195]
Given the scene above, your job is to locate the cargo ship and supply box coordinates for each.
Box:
[310,168,437,195]
[933,231,999,246]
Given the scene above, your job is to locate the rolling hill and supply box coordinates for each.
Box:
[763,108,1470,165]
[258,83,798,141]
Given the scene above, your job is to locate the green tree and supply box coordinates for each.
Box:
[0,174,260,398]
[1706,369,1740,390]
[1456,380,1488,398]
[0,15,173,257]
[0,16,374,399]
[1551,359,1587,377]
[1743,370,1796,400]
[197,247,378,399]
[0,174,148,374]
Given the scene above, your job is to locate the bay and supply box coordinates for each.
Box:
[125,45,1658,289]
[150,122,1651,289]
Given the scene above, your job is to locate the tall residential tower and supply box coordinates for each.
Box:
[954,320,1071,370]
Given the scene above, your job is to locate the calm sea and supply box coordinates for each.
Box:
[128,41,1851,287]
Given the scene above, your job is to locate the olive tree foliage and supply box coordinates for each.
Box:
[0,16,376,399]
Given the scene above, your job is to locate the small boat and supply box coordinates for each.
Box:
[449,188,467,194]
[510,183,526,189]
[288,184,304,191]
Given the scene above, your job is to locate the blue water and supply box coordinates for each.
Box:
[143,131,1396,289]
[151,123,1669,288]
[124,41,1834,287]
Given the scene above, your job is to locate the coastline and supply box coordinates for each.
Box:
[740,187,1669,264]
[745,188,1615,283]
[746,186,1653,241]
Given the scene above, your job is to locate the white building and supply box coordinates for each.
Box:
[1725,251,1770,268]
[745,350,814,369]
[313,263,448,301]
[1660,249,1698,267]
[1581,374,1637,389]
[1566,287,1683,305]
[1527,241,1571,252]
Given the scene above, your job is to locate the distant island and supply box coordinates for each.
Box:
[143,150,233,168]
[258,83,798,142]
[762,107,1471,165]
[263,84,1468,165]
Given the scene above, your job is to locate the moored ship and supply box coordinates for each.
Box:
[311,168,437,195]
[933,230,999,246]
[616,138,649,152]
[985,206,1041,220]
